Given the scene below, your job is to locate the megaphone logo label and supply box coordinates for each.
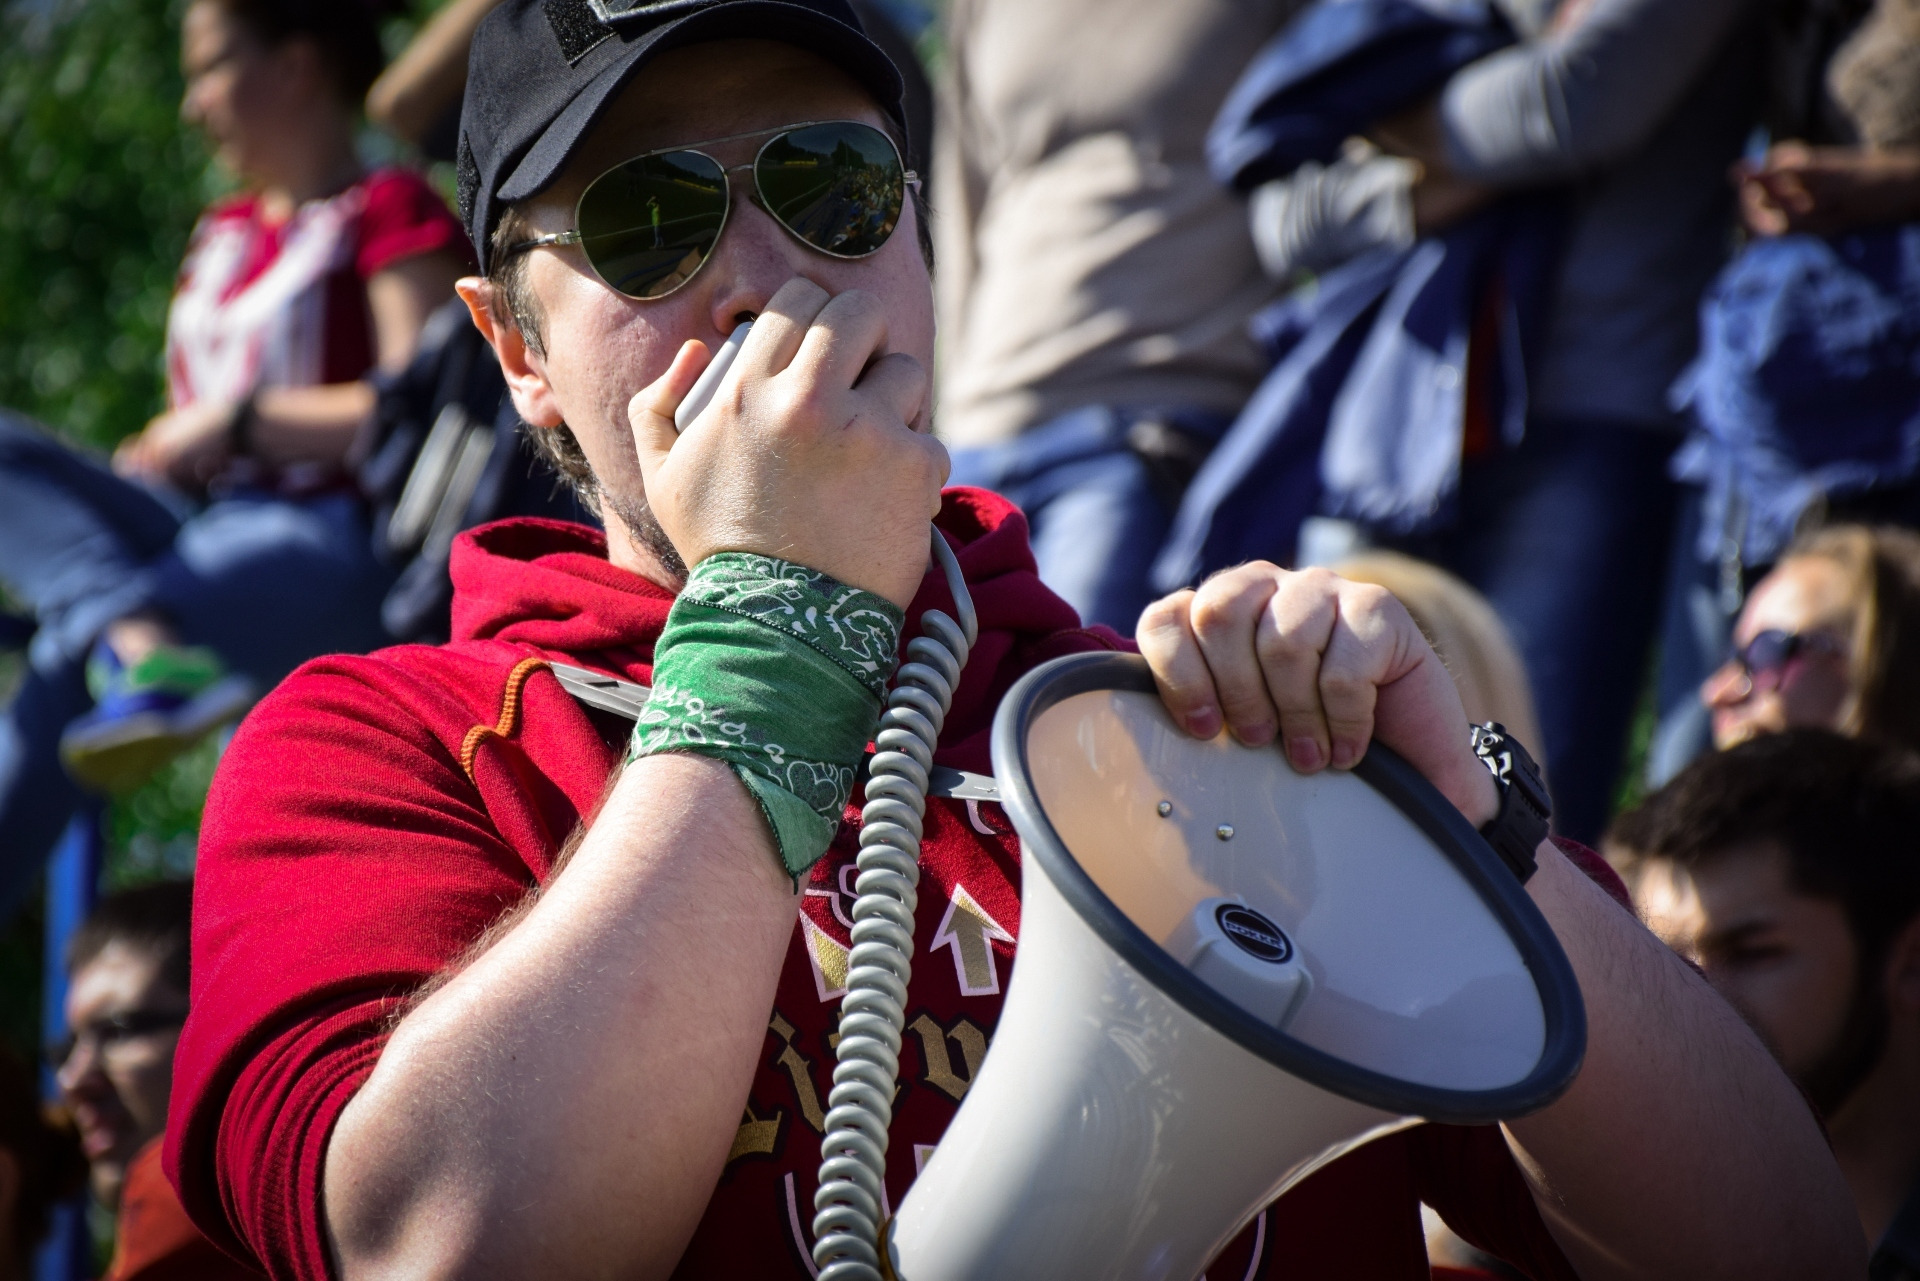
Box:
[1215,904,1294,963]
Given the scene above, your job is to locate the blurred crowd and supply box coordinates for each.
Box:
[2,0,1918,1274]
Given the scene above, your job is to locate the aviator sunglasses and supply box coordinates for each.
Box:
[503,120,917,300]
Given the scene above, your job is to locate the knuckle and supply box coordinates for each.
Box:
[776,381,833,425]
[1267,678,1323,713]
[1138,592,1194,636]
[836,286,878,316]
[1342,580,1397,616]
[1254,623,1307,666]
[1291,566,1340,594]
[926,439,952,487]
[1189,584,1251,638]
[1318,667,1369,701]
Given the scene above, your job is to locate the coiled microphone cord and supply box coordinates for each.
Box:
[812,531,977,1281]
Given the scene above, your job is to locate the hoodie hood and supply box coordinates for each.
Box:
[445,489,1126,771]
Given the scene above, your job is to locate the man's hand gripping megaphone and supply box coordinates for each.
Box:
[629,277,1499,830]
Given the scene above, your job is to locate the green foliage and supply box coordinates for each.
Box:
[0,0,444,1066]
[0,0,219,451]
[106,735,221,888]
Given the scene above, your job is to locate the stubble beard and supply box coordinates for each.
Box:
[1796,961,1891,1118]
[602,483,690,589]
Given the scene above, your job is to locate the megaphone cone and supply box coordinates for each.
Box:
[886,653,1584,1281]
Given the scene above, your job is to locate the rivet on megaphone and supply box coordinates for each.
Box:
[1157,800,1173,817]
[1216,824,1234,840]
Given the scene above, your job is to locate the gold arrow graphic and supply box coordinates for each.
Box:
[931,884,1015,997]
[799,909,849,1002]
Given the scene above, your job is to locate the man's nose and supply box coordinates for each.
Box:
[55,1039,105,1098]
[181,80,209,127]
[701,194,822,335]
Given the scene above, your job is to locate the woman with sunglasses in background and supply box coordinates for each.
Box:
[0,0,471,916]
[1705,524,1920,753]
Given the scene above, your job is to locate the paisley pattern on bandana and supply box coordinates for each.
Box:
[629,555,904,880]
[632,681,855,818]
[678,553,903,698]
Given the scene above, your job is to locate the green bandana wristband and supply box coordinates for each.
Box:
[630,554,905,880]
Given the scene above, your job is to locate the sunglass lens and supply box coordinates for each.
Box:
[755,122,904,258]
[577,150,728,299]
[1742,629,1796,674]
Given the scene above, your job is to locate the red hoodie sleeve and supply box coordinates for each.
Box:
[164,654,537,1281]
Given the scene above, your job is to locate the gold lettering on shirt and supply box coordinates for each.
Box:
[799,909,850,1001]
[728,1102,783,1163]
[909,1013,990,1101]
[771,1011,828,1134]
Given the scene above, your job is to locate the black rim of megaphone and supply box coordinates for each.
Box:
[992,651,1587,1125]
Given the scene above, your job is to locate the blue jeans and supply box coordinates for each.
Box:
[1378,417,1682,846]
[947,405,1229,633]
[0,412,395,914]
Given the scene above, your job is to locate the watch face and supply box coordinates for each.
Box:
[1472,726,1551,824]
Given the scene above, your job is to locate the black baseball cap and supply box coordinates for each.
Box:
[457,0,907,274]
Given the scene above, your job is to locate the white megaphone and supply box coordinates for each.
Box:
[884,652,1585,1281]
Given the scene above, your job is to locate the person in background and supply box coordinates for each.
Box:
[367,0,934,173]
[0,0,470,915]
[366,0,508,161]
[1703,524,1920,752]
[1738,0,1920,240]
[52,881,253,1280]
[1333,551,1544,750]
[0,1045,88,1281]
[1647,0,1920,786]
[934,0,1300,631]
[1609,730,1920,1276]
[1238,0,1765,845]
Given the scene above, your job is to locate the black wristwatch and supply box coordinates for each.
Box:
[1469,723,1551,883]
[227,392,259,458]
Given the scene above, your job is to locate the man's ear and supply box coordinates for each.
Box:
[456,277,565,429]
[1883,913,1920,1015]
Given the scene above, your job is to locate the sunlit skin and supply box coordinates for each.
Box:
[1704,556,1856,749]
[459,39,939,603]
[55,944,188,1209]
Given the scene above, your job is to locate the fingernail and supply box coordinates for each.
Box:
[1287,736,1323,771]
[1236,721,1276,747]
[1331,739,1360,769]
[1186,707,1221,739]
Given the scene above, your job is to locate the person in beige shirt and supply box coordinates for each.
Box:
[935,0,1297,629]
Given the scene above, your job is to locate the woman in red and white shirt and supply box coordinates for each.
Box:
[123,0,469,495]
[0,0,471,897]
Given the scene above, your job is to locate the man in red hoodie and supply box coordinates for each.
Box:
[165,2,1861,1278]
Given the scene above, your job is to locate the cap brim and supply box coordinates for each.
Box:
[498,1,906,207]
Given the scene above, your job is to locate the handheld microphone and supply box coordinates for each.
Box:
[674,321,753,432]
